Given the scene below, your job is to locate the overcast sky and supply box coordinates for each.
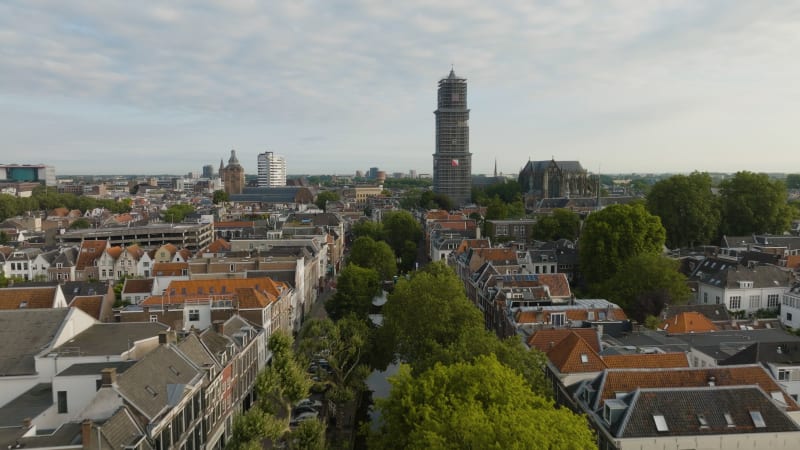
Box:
[2,1,799,176]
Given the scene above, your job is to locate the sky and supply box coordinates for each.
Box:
[2,1,800,177]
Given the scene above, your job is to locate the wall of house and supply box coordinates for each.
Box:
[617,432,800,449]
[0,374,39,408]
[781,293,800,329]
[36,374,100,429]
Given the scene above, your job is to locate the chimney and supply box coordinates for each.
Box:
[81,419,92,450]
[22,418,32,429]
[158,330,177,345]
[213,321,225,334]
[101,367,117,387]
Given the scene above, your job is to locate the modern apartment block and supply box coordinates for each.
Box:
[433,68,471,206]
[257,151,286,187]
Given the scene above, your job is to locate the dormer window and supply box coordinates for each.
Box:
[697,414,709,429]
[724,412,735,427]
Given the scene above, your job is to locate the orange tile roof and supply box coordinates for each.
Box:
[122,279,154,294]
[152,262,188,276]
[177,248,191,260]
[660,311,718,334]
[472,248,518,262]
[215,221,256,228]
[546,332,606,373]
[198,238,231,255]
[528,328,601,353]
[161,243,178,255]
[70,295,104,319]
[537,273,571,298]
[142,277,288,308]
[125,244,144,258]
[106,246,123,259]
[50,207,69,217]
[0,287,57,309]
[76,240,107,270]
[425,210,451,221]
[602,352,690,369]
[596,366,799,411]
[786,255,800,270]
[454,239,491,255]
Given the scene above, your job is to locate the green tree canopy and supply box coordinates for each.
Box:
[69,218,92,230]
[348,236,397,281]
[212,190,229,204]
[351,220,383,241]
[163,204,195,223]
[532,209,581,241]
[786,174,800,190]
[719,171,793,235]
[595,253,691,322]
[646,172,720,248]
[325,264,381,321]
[369,355,595,450]
[381,210,422,255]
[314,190,340,211]
[579,203,666,286]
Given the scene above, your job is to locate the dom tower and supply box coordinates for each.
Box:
[433,68,471,206]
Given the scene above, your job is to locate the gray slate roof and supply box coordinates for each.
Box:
[690,257,792,289]
[115,345,203,420]
[615,386,799,437]
[53,322,168,356]
[0,309,69,376]
[0,383,52,427]
[57,361,137,377]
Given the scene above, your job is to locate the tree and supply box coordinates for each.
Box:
[369,355,595,450]
[286,419,326,450]
[348,236,397,281]
[315,191,340,211]
[163,204,195,223]
[646,172,720,248]
[69,218,92,230]
[532,209,580,241]
[381,211,422,255]
[787,174,800,190]
[0,194,18,221]
[254,332,312,423]
[719,171,793,235]
[0,231,8,245]
[226,408,282,450]
[351,220,383,241]
[595,253,691,322]
[325,264,381,321]
[579,203,666,286]
[382,263,485,371]
[484,196,508,221]
[212,190,229,204]
[299,316,371,433]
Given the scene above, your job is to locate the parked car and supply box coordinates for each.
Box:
[290,411,319,427]
[293,405,318,416]
[295,398,323,410]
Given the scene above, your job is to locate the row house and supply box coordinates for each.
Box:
[74,240,107,281]
[572,365,800,449]
[3,247,41,280]
[514,299,630,339]
[48,247,78,282]
[689,257,792,315]
[428,218,480,262]
[528,328,689,406]
[152,243,192,264]
[122,277,293,337]
[0,313,267,450]
[0,284,68,310]
[288,213,346,277]
[485,218,536,243]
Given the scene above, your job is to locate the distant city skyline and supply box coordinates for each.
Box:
[2,2,800,176]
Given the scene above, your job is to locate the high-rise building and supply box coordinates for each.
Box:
[257,151,286,187]
[202,164,214,179]
[433,68,471,206]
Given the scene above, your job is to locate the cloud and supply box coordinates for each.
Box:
[1,1,800,174]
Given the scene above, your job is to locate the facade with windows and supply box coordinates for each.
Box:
[690,258,791,315]
[257,151,286,187]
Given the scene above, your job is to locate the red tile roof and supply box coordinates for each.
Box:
[546,332,606,373]
[0,287,57,309]
[660,311,718,334]
[528,328,601,353]
[595,365,799,411]
[70,295,104,319]
[76,241,107,270]
[602,352,690,369]
[537,273,572,298]
[152,262,188,276]
[142,277,288,308]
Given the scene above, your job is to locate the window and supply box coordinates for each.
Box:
[551,313,566,327]
[729,296,742,310]
[653,414,668,432]
[697,414,709,428]
[724,412,735,427]
[779,369,790,381]
[788,313,794,321]
[57,391,68,413]
[703,292,708,303]
[150,314,158,323]
[229,264,235,272]
[580,354,589,363]
[716,296,721,304]
[189,309,200,321]
[768,294,780,308]
[749,295,761,309]
[750,411,766,428]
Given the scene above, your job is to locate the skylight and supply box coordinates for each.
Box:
[724,412,735,427]
[750,411,766,428]
[653,414,669,432]
[580,354,589,363]
[697,414,709,428]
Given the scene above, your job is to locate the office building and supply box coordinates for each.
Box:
[0,163,56,186]
[433,68,471,206]
[257,151,287,187]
